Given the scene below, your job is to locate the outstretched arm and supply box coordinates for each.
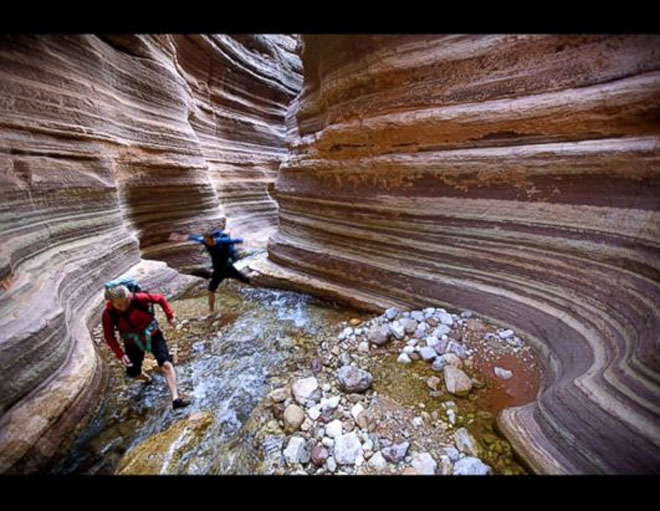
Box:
[216,237,244,245]
[168,232,189,242]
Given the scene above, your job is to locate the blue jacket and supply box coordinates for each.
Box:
[188,232,243,266]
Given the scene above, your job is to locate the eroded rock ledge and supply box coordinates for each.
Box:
[261,35,660,473]
[0,35,301,472]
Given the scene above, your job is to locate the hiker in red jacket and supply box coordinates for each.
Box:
[102,285,190,410]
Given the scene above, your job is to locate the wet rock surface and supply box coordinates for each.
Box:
[53,281,542,475]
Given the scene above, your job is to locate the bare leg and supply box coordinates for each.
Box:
[208,290,215,312]
[161,361,179,401]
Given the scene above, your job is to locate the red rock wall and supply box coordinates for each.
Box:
[261,35,660,473]
[0,34,301,472]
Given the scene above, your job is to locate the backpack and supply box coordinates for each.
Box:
[104,278,157,351]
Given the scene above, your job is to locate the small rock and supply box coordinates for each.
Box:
[461,310,473,318]
[436,311,454,326]
[401,318,419,334]
[410,311,425,322]
[349,318,361,326]
[336,366,373,393]
[272,403,285,420]
[308,405,322,421]
[320,396,341,412]
[454,428,480,457]
[351,403,364,422]
[322,437,334,448]
[300,418,313,432]
[384,307,400,320]
[339,352,352,366]
[494,366,513,379]
[367,451,389,473]
[447,409,456,425]
[338,327,353,341]
[334,432,363,465]
[427,376,441,391]
[444,366,473,396]
[432,324,451,337]
[498,329,514,339]
[453,457,492,475]
[432,337,448,355]
[411,452,438,475]
[419,346,438,361]
[283,404,305,433]
[409,352,421,361]
[268,387,290,404]
[439,455,453,475]
[326,420,343,438]
[283,436,306,466]
[426,317,438,327]
[322,383,331,392]
[444,446,460,461]
[367,324,391,346]
[412,417,423,428]
[357,342,370,353]
[389,321,406,340]
[447,341,468,358]
[311,445,329,466]
[326,456,337,473]
[507,336,523,347]
[382,441,409,463]
[292,377,320,406]
[397,353,412,364]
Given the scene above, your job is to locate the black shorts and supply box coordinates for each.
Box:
[124,329,172,377]
[208,263,250,291]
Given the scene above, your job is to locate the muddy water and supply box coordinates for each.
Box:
[51,281,543,475]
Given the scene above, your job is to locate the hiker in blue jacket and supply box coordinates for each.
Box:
[170,228,250,313]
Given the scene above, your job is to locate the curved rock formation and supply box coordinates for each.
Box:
[260,35,660,473]
[0,34,301,472]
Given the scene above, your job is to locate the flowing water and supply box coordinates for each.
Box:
[52,283,363,475]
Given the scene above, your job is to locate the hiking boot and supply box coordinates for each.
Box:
[135,372,153,385]
[172,397,190,410]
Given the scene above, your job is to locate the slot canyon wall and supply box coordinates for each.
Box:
[257,35,660,473]
[0,34,301,472]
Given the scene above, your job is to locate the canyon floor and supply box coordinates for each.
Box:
[52,267,543,476]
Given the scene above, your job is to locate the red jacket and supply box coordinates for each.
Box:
[102,292,174,359]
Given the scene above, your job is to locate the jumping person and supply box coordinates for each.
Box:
[169,228,250,313]
[102,284,190,410]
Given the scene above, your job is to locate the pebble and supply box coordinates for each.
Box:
[494,366,513,379]
[326,420,343,438]
[397,353,412,364]
[453,457,492,475]
[498,329,514,339]
[411,452,438,475]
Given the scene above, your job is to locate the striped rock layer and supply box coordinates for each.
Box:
[0,35,301,472]
[262,35,660,474]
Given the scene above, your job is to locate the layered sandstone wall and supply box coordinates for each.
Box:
[0,34,301,472]
[260,35,660,473]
